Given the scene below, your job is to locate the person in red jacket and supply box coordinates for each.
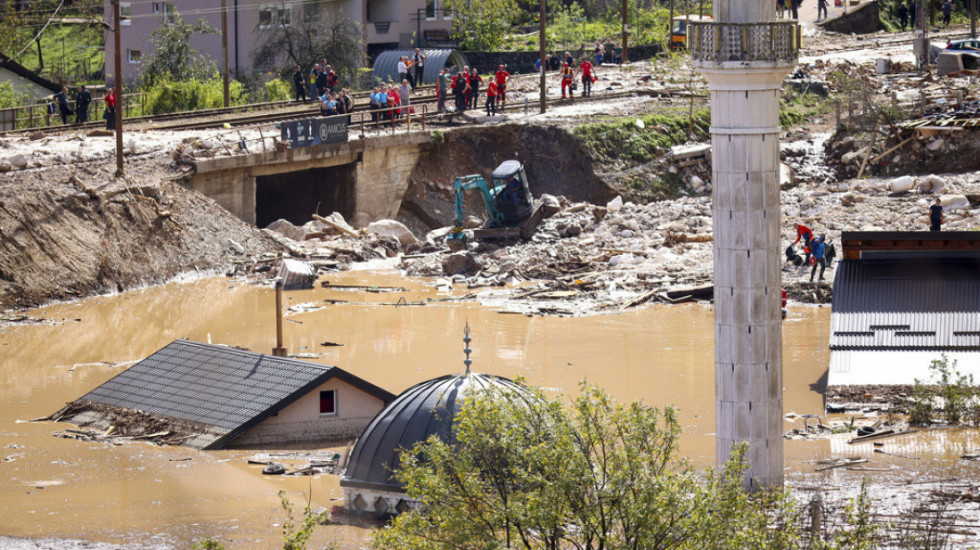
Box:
[792,223,813,264]
[560,62,575,99]
[579,58,594,97]
[494,65,510,109]
[486,79,499,116]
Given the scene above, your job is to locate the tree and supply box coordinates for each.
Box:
[372,381,806,550]
[445,0,519,51]
[138,12,219,87]
[253,2,364,84]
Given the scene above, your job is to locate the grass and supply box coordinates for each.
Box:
[780,85,835,128]
[17,21,104,84]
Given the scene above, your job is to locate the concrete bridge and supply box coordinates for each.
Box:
[190,132,431,229]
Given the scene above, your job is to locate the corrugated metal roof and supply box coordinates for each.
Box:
[77,340,394,449]
[371,49,469,85]
[830,258,980,351]
[340,372,528,493]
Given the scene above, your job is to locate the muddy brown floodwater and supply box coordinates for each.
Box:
[0,271,974,549]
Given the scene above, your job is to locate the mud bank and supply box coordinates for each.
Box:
[0,157,281,309]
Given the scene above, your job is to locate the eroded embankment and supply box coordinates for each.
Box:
[398,124,617,235]
[0,158,281,309]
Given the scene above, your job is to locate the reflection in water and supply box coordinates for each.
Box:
[0,274,935,549]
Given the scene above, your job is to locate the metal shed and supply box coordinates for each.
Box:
[371,49,469,86]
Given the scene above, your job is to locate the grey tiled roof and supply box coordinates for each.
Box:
[831,259,980,351]
[78,340,394,449]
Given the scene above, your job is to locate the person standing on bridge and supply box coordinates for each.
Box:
[817,0,828,21]
[399,79,412,115]
[468,68,482,110]
[325,65,338,94]
[412,48,426,87]
[315,68,329,98]
[75,85,91,124]
[437,68,448,112]
[398,56,411,88]
[292,67,307,103]
[790,0,800,19]
[486,78,498,116]
[309,64,321,100]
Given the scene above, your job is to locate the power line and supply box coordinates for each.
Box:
[7,0,67,61]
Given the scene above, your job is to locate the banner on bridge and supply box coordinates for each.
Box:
[281,116,349,148]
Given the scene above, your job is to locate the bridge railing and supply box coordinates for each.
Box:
[689,21,801,65]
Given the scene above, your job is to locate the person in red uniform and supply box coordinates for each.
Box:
[104,89,116,130]
[792,223,814,264]
[494,65,510,109]
[579,58,594,97]
[486,79,499,116]
[560,62,575,99]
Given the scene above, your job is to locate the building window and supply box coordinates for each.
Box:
[425,0,436,19]
[152,2,159,13]
[258,6,274,28]
[120,2,131,25]
[319,390,337,415]
[277,6,291,26]
[127,49,142,63]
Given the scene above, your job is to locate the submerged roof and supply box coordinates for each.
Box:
[75,339,395,449]
[341,372,528,493]
[829,258,980,385]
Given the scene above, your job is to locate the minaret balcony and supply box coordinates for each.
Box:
[689,21,801,68]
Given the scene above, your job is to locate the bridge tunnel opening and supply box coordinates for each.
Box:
[255,164,357,228]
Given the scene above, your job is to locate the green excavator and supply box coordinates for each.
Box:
[447,160,544,250]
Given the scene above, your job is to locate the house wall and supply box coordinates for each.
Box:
[229,377,387,447]
[0,69,56,101]
[104,0,361,85]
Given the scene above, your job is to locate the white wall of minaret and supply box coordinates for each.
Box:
[690,4,800,488]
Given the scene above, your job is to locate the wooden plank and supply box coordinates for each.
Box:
[848,428,917,445]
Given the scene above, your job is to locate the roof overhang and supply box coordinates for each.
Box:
[841,231,980,261]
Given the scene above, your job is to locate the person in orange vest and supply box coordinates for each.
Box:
[494,64,510,109]
[560,62,575,99]
[579,58,595,97]
[486,79,499,116]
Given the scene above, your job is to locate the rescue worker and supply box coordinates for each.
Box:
[579,58,594,97]
[104,89,116,130]
[486,78,498,116]
[494,65,510,109]
[810,236,827,282]
[468,68,482,110]
[792,222,813,264]
[560,62,575,99]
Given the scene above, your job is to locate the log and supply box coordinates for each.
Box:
[868,137,913,165]
[848,428,917,445]
[815,458,868,472]
[313,214,360,238]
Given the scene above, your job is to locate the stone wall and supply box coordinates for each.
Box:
[353,143,426,227]
[820,1,880,34]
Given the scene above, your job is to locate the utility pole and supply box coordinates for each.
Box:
[112,0,123,176]
[273,280,286,357]
[539,0,546,114]
[621,0,628,63]
[971,0,976,38]
[221,0,230,107]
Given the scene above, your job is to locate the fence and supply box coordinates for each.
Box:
[0,93,147,131]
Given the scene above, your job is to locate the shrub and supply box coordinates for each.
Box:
[142,76,246,115]
[255,78,293,103]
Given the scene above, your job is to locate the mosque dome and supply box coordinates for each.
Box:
[340,371,527,515]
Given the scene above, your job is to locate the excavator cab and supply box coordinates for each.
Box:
[489,160,534,224]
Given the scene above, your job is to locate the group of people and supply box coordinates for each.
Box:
[792,223,830,282]
[397,49,427,88]
[534,51,598,100]
[292,61,339,103]
[53,85,116,130]
[367,80,414,125]
[435,65,511,117]
[896,0,953,29]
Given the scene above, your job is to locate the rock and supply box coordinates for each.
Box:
[228,239,245,255]
[126,138,139,155]
[926,138,945,151]
[8,154,28,169]
[27,131,44,141]
[918,174,945,194]
[463,216,482,229]
[841,147,868,165]
[889,175,915,193]
[942,195,971,211]
[561,224,582,238]
[366,219,419,247]
[442,251,480,275]
[426,226,454,246]
[840,192,865,206]
[87,129,114,137]
[539,194,561,218]
[606,195,623,213]
[609,253,635,267]
[689,175,704,190]
[634,118,645,129]
[0,162,11,172]
[265,219,307,241]
[320,212,356,235]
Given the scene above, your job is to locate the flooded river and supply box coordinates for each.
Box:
[0,272,974,548]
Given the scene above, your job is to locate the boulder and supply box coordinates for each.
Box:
[265,219,307,241]
[917,174,945,194]
[539,193,561,218]
[689,175,704,190]
[320,212,356,235]
[442,251,480,275]
[126,138,139,155]
[366,219,419,247]
[0,162,11,173]
[926,138,945,151]
[941,195,971,211]
[889,175,915,193]
[8,154,28,169]
[463,215,483,229]
[606,195,623,213]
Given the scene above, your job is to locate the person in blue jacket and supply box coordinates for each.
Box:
[810,235,827,282]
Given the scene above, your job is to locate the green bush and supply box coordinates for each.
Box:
[571,111,711,164]
[141,76,246,115]
[255,78,293,103]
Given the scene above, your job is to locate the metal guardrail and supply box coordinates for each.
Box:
[689,21,801,64]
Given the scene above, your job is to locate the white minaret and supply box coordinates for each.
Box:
[690,5,800,488]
